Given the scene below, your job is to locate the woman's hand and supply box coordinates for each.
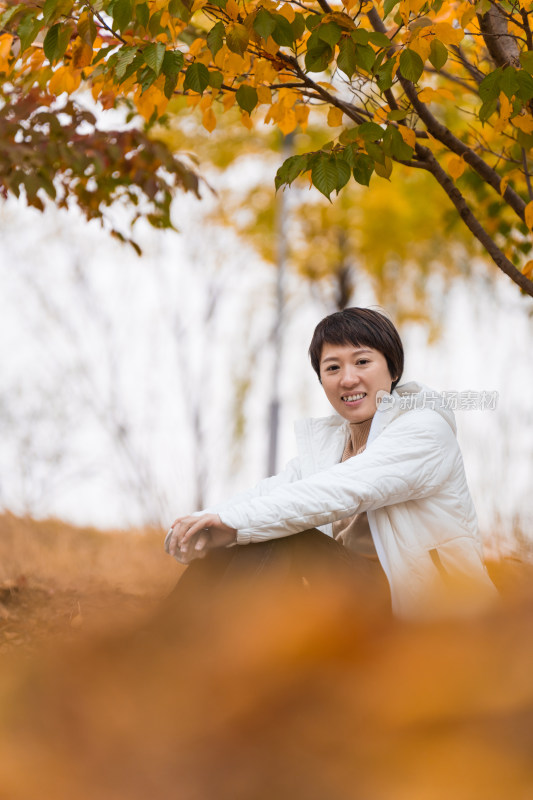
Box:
[166,514,237,562]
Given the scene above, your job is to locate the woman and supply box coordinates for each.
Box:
[165,308,496,619]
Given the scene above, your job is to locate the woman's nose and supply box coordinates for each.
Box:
[339,368,360,386]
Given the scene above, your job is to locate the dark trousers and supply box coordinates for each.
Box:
[166,529,391,618]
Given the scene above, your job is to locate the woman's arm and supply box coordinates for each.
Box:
[218,410,459,543]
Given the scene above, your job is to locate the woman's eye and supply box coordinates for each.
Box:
[357,360,369,365]
[326,365,339,371]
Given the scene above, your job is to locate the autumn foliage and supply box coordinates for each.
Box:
[1,0,533,291]
[1,514,533,799]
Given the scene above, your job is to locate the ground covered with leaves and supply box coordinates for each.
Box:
[1,513,532,800]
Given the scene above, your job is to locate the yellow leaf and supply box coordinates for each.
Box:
[408,33,432,62]
[500,175,509,196]
[257,85,272,104]
[327,106,343,127]
[225,0,240,20]
[0,33,13,71]
[255,58,278,84]
[278,108,297,135]
[241,110,253,130]
[191,0,207,11]
[511,113,533,133]
[448,156,465,180]
[418,87,437,103]
[525,201,533,231]
[223,92,236,111]
[189,38,204,57]
[71,37,93,69]
[202,106,216,132]
[264,36,279,56]
[433,23,464,46]
[399,126,416,148]
[277,3,295,22]
[522,260,533,278]
[136,85,168,120]
[199,94,212,110]
[225,51,246,75]
[295,104,309,131]
[374,104,389,125]
[49,66,82,95]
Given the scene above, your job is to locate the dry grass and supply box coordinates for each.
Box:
[0,513,532,800]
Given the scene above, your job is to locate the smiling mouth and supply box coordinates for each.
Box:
[342,393,366,402]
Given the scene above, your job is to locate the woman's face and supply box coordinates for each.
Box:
[319,342,395,423]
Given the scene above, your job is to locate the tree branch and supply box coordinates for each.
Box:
[398,75,527,224]
[449,45,485,85]
[417,143,533,296]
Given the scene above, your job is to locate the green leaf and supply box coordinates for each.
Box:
[17,13,42,53]
[306,14,322,30]
[164,73,178,99]
[520,50,533,75]
[383,0,400,17]
[236,84,258,113]
[183,61,209,93]
[368,31,391,49]
[337,36,356,78]
[478,97,498,122]
[317,21,342,47]
[358,121,384,141]
[115,45,138,79]
[148,9,163,36]
[208,70,223,88]
[209,0,227,7]
[136,3,149,28]
[374,155,393,179]
[78,11,96,44]
[352,29,369,45]
[383,125,413,160]
[334,156,351,192]
[339,143,358,166]
[516,69,533,101]
[168,0,191,22]
[501,66,519,99]
[399,48,424,83]
[138,65,157,92]
[479,67,503,102]
[112,0,133,33]
[311,153,338,200]
[226,22,249,55]
[354,43,375,72]
[375,58,395,91]
[0,4,23,27]
[429,38,448,70]
[388,108,408,120]
[305,42,333,72]
[365,140,385,164]
[253,7,276,40]
[271,14,295,47]
[143,41,165,76]
[43,23,70,63]
[275,153,309,190]
[207,20,225,56]
[353,153,374,185]
[162,49,184,76]
[43,0,71,26]
[291,12,305,40]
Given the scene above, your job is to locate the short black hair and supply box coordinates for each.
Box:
[308,307,404,391]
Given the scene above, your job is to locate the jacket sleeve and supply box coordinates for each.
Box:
[219,410,459,543]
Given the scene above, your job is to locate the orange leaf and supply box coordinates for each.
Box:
[257,85,272,105]
[522,260,533,279]
[327,106,343,127]
[499,175,509,197]
[399,126,416,148]
[202,106,216,132]
[240,110,253,130]
[49,66,82,95]
[448,156,465,180]
[223,92,236,111]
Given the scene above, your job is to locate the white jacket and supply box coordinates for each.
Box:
[212,382,497,618]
